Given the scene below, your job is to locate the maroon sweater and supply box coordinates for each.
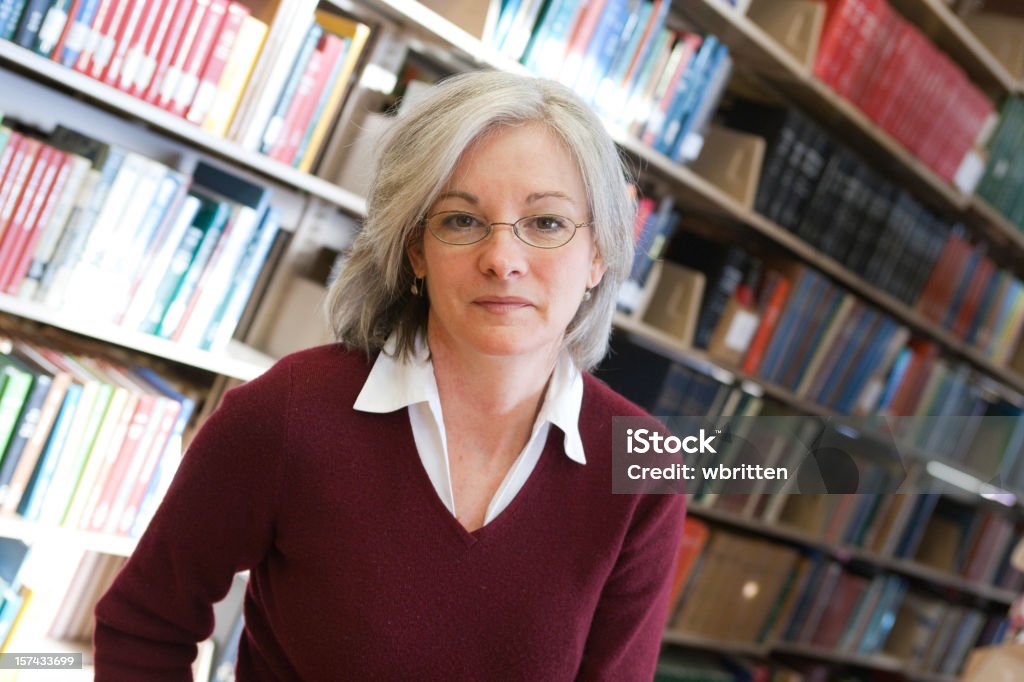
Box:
[94,344,687,681]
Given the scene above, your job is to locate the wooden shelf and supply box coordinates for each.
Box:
[0,41,367,218]
[887,0,1019,95]
[772,642,907,672]
[0,293,273,381]
[0,515,136,557]
[662,629,771,658]
[687,504,1018,605]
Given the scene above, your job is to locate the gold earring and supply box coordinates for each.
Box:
[411,277,424,296]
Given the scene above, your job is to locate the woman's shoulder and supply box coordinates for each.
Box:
[580,373,652,420]
[232,343,374,408]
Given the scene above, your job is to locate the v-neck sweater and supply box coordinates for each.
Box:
[94,344,687,681]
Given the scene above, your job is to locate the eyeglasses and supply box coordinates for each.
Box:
[423,211,590,249]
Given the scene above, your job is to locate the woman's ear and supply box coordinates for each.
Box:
[407,239,426,278]
[588,251,607,289]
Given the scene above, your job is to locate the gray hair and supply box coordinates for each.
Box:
[326,70,636,370]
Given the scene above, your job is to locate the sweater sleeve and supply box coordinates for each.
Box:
[93,359,291,681]
[576,492,686,681]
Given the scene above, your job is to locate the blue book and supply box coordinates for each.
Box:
[201,207,282,350]
[523,0,581,73]
[11,0,50,48]
[784,288,842,391]
[672,44,733,163]
[655,34,719,155]
[620,0,671,102]
[834,318,898,413]
[259,23,324,154]
[573,0,632,102]
[18,382,82,520]
[877,347,911,412]
[0,0,27,40]
[761,270,822,383]
[493,0,523,50]
[965,271,1003,344]
[813,307,877,405]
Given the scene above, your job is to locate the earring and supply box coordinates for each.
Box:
[411,277,424,296]
[582,288,592,302]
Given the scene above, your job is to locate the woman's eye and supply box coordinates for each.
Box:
[534,216,568,231]
[445,213,482,229]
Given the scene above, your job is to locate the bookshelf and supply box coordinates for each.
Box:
[885,0,1020,94]
[0,0,1021,678]
[0,40,368,216]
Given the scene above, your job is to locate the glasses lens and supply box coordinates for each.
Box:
[515,215,577,248]
[427,212,489,245]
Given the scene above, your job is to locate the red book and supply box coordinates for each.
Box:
[1,151,74,294]
[72,0,116,74]
[143,0,198,105]
[860,19,912,123]
[270,32,347,164]
[168,0,229,117]
[668,517,709,609]
[810,572,869,648]
[86,393,157,533]
[101,0,154,88]
[185,0,248,124]
[86,0,134,80]
[0,139,43,246]
[155,0,215,114]
[130,0,182,97]
[951,256,996,339]
[914,234,958,322]
[813,0,858,88]
[889,340,938,416]
[0,131,24,189]
[116,397,180,535]
[0,146,60,289]
[115,0,163,91]
[741,271,792,375]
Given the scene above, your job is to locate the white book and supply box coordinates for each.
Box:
[178,204,261,348]
[60,152,151,313]
[228,0,319,150]
[35,376,103,527]
[121,195,202,330]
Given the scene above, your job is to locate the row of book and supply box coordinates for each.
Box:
[0,330,200,539]
[977,95,1024,227]
[0,121,284,351]
[814,0,995,186]
[668,523,1010,676]
[723,100,951,309]
[1,0,370,170]
[490,0,732,163]
[602,336,1024,515]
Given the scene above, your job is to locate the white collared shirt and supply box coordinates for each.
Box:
[353,335,586,525]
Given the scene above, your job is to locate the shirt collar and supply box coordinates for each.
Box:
[353,334,586,464]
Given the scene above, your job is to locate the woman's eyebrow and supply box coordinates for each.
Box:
[434,190,479,204]
[526,191,576,205]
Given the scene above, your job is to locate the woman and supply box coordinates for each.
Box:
[95,71,686,681]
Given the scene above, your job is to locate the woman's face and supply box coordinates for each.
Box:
[408,122,607,366]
